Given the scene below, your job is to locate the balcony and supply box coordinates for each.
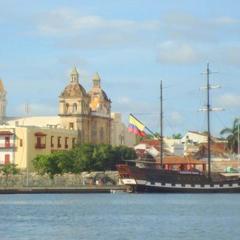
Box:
[35,143,46,149]
[0,143,15,149]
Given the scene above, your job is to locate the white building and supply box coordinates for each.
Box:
[181,131,208,144]
[111,112,136,147]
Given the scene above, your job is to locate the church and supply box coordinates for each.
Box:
[58,67,112,144]
[4,67,112,144]
[0,67,135,168]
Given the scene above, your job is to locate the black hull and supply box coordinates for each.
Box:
[129,184,240,193]
[118,165,240,193]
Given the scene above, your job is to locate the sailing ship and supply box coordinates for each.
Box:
[117,64,240,193]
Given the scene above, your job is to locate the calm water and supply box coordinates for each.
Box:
[0,193,240,240]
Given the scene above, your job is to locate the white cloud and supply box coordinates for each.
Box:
[37,8,160,36]
[157,41,202,64]
[217,93,240,108]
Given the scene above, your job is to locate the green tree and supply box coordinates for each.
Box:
[33,144,137,175]
[172,133,182,139]
[0,164,19,185]
[220,118,240,153]
[33,151,72,179]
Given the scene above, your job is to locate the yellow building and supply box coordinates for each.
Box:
[0,126,77,170]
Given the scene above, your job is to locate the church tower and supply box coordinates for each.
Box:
[88,73,111,144]
[59,67,91,143]
[0,79,6,124]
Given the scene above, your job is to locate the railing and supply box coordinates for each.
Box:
[0,143,15,149]
[35,143,46,149]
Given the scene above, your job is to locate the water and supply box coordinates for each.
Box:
[0,193,240,240]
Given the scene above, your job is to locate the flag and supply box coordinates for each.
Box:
[129,114,145,131]
[128,114,146,136]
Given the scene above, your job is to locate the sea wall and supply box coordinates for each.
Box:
[0,171,120,188]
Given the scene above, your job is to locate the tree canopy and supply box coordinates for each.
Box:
[220,118,240,153]
[33,144,137,178]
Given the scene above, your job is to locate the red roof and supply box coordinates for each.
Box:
[156,156,205,165]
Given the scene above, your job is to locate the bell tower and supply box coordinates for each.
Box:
[0,79,6,124]
[59,67,91,143]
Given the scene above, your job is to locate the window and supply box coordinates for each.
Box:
[5,136,10,148]
[4,154,10,164]
[58,137,61,148]
[20,139,23,147]
[73,103,77,113]
[51,136,54,147]
[35,132,46,149]
[65,137,68,149]
[69,122,74,129]
[66,103,69,113]
[72,138,76,147]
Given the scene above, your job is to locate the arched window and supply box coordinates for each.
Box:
[73,103,77,113]
[66,103,69,113]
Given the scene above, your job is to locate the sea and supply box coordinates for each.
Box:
[0,193,240,240]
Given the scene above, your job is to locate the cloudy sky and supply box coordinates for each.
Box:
[0,0,240,136]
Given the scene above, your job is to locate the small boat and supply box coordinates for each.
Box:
[117,64,240,193]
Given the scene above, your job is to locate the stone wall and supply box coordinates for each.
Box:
[0,171,120,188]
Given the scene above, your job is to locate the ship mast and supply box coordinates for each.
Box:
[200,63,221,180]
[206,63,211,180]
[160,81,163,167]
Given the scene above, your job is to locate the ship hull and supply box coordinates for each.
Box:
[118,165,240,193]
[123,179,240,193]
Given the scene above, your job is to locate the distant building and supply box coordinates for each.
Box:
[181,131,208,144]
[0,125,77,170]
[111,112,136,147]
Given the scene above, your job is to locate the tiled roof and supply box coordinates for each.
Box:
[60,83,88,98]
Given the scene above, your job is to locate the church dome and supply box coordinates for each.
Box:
[60,83,87,98]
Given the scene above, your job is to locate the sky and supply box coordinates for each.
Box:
[1,0,240,137]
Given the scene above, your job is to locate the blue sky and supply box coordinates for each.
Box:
[1,0,240,136]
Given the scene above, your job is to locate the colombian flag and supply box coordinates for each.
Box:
[128,114,146,136]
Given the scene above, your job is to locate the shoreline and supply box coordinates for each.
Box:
[0,185,126,194]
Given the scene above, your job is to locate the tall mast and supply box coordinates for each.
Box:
[160,81,163,167]
[200,63,221,179]
[206,63,211,180]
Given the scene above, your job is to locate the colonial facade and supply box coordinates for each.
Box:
[58,67,111,144]
[0,126,77,170]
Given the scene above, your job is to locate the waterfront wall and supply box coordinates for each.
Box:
[0,171,120,188]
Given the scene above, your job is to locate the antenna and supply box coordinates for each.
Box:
[25,102,30,116]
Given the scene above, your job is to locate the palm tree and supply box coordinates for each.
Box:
[220,118,240,153]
